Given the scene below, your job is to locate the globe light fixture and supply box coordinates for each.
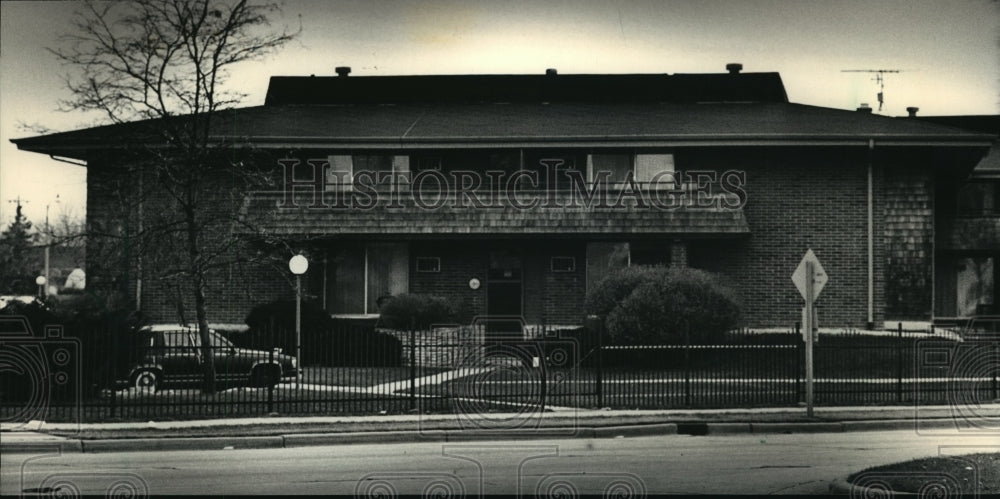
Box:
[289,254,309,275]
[35,276,46,299]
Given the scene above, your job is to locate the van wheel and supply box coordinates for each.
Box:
[250,365,279,388]
[133,370,159,392]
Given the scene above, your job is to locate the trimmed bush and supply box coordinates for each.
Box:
[592,266,741,345]
[377,293,457,330]
[585,265,671,317]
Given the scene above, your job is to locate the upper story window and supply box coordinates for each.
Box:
[326,154,410,191]
[319,149,677,194]
[410,150,519,191]
[588,152,674,189]
[524,150,586,191]
[957,181,999,217]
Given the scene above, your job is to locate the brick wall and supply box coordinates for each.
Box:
[85,154,293,324]
[407,240,586,326]
[410,242,487,324]
[685,148,881,329]
[538,243,586,325]
[85,157,142,305]
[86,146,939,329]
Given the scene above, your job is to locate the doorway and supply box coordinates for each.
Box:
[486,249,523,333]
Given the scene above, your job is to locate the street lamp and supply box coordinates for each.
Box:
[35,276,46,300]
[288,254,308,382]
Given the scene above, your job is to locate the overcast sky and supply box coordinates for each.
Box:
[1,0,998,227]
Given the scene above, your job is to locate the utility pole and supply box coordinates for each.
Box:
[841,69,906,113]
[44,195,59,298]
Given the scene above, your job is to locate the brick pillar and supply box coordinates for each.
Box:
[670,240,688,267]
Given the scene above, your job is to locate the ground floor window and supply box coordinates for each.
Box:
[629,241,672,266]
[326,243,409,314]
[936,253,996,317]
[586,242,630,293]
[551,256,576,272]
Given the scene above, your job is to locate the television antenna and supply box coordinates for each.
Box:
[841,69,907,112]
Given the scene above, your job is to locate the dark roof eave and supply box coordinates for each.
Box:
[13,133,995,161]
[16,134,994,148]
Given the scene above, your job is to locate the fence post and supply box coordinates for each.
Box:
[897,322,903,403]
[794,322,802,404]
[994,343,999,401]
[409,319,417,412]
[684,321,692,408]
[267,346,275,414]
[109,328,117,419]
[596,319,604,408]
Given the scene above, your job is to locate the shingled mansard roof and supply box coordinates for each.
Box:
[12,70,995,161]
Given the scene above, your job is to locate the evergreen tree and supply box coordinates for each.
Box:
[0,204,39,294]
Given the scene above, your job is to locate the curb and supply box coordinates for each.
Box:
[80,436,285,453]
[828,477,922,497]
[0,418,966,454]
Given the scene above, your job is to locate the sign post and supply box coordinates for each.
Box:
[804,260,815,417]
[792,249,827,418]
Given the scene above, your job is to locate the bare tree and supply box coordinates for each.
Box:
[50,0,298,393]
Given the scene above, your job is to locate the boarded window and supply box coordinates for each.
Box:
[635,153,675,189]
[588,153,632,187]
[327,155,353,191]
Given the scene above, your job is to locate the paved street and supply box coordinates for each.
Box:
[3,429,995,495]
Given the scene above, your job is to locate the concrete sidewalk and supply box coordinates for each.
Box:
[2,404,998,454]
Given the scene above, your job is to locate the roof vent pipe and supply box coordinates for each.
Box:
[726,63,743,74]
[857,103,873,113]
[335,66,351,77]
[546,68,558,76]
[906,106,919,117]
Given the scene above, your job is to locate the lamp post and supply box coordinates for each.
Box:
[35,276,46,300]
[288,254,309,382]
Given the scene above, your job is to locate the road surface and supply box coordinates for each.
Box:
[3,429,995,495]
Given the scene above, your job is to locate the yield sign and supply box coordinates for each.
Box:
[792,249,828,300]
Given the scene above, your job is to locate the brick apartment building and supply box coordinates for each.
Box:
[11,64,995,330]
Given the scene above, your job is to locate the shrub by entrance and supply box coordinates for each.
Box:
[586,266,741,345]
[376,293,456,330]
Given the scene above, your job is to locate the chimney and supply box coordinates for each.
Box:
[726,63,743,74]
[856,103,872,113]
[906,106,919,118]
[545,68,558,76]
[335,66,351,77]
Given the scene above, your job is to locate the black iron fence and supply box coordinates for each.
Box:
[1,317,997,424]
